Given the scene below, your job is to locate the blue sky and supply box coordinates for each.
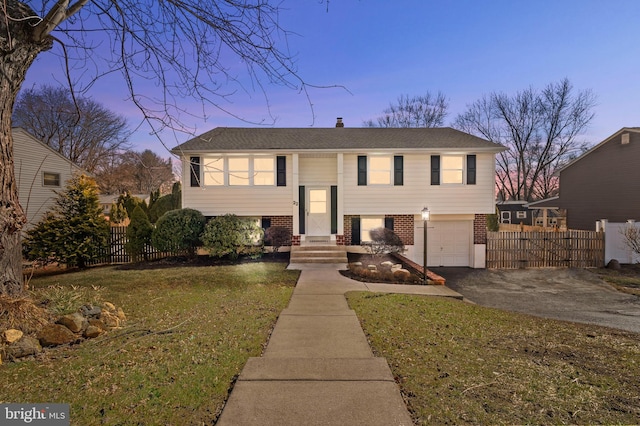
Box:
[23,0,640,155]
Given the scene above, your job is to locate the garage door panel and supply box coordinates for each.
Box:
[415,220,472,267]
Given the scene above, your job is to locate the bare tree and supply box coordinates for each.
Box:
[13,85,131,172]
[364,92,449,128]
[0,0,312,296]
[96,149,175,195]
[453,79,595,201]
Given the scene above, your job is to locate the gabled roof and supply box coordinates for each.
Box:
[557,127,640,173]
[171,127,505,154]
[13,127,88,174]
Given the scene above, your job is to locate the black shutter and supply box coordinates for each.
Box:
[431,155,440,185]
[394,155,403,186]
[351,217,361,245]
[384,217,394,230]
[190,156,201,187]
[467,154,476,185]
[331,186,338,234]
[357,155,367,186]
[298,186,305,234]
[277,156,286,186]
[261,217,271,230]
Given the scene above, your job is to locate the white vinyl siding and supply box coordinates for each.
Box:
[343,153,496,215]
[299,156,337,186]
[13,128,84,229]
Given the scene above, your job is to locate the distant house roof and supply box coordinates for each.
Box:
[171,127,506,153]
[526,196,560,209]
[557,127,640,173]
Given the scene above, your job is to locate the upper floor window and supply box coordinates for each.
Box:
[203,157,224,186]
[369,156,392,185]
[43,172,60,187]
[253,157,275,185]
[442,155,464,184]
[228,157,250,186]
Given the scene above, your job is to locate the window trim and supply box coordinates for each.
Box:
[43,171,61,187]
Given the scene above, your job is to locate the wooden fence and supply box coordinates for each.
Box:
[486,230,605,269]
[88,226,179,266]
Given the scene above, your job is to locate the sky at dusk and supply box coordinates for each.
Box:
[22,0,640,157]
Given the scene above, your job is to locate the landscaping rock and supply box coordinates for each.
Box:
[57,312,87,333]
[103,302,116,311]
[381,261,394,267]
[116,307,126,322]
[368,265,377,271]
[393,269,411,281]
[100,311,120,329]
[351,262,362,267]
[3,329,23,344]
[79,304,102,318]
[88,318,106,331]
[5,336,42,359]
[38,324,77,347]
[83,325,102,339]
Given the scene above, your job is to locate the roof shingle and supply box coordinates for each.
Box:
[171,127,505,153]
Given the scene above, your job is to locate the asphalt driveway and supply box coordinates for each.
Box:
[433,267,640,334]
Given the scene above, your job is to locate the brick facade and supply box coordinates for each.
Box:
[263,216,294,246]
[473,214,487,244]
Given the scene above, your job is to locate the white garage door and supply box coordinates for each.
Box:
[415,220,472,267]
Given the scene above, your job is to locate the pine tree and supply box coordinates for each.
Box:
[125,205,153,261]
[24,174,110,269]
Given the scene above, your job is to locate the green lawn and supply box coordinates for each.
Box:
[2,263,298,425]
[347,292,640,425]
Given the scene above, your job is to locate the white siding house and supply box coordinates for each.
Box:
[13,128,85,229]
[172,123,505,268]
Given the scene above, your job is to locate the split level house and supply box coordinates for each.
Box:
[533,127,640,231]
[13,127,85,230]
[171,120,505,268]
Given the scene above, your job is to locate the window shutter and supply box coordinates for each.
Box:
[261,217,271,230]
[384,217,394,230]
[351,217,361,245]
[190,156,201,187]
[431,155,440,185]
[467,154,476,185]
[298,186,305,234]
[277,156,286,186]
[331,186,338,234]
[394,156,403,186]
[357,155,367,186]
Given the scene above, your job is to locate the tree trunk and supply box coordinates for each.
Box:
[0,1,53,296]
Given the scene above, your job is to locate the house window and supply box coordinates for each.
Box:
[254,157,275,186]
[203,156,224,186]
[516,211,527,219]
[442,155,464,184]
[228,157,250,186]
[369,156,391,185]
[361,216,384,242]
[43,172,60,187]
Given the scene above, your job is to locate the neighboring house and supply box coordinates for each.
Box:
[533,128,640,231]
[496,200,565,228]
[171,120,505,268]
[13,128,85,229]
[496,201,532,225]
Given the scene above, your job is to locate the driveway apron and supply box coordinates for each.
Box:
[215,265,426,426]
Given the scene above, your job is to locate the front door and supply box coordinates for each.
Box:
[307,188,330,236]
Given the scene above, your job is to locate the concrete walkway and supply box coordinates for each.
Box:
[216,264,462,425]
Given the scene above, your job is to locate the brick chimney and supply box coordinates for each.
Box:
[335,117,344,128]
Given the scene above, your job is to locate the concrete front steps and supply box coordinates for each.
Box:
[289,243,348,264]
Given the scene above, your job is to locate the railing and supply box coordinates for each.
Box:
[487,230,604,269]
